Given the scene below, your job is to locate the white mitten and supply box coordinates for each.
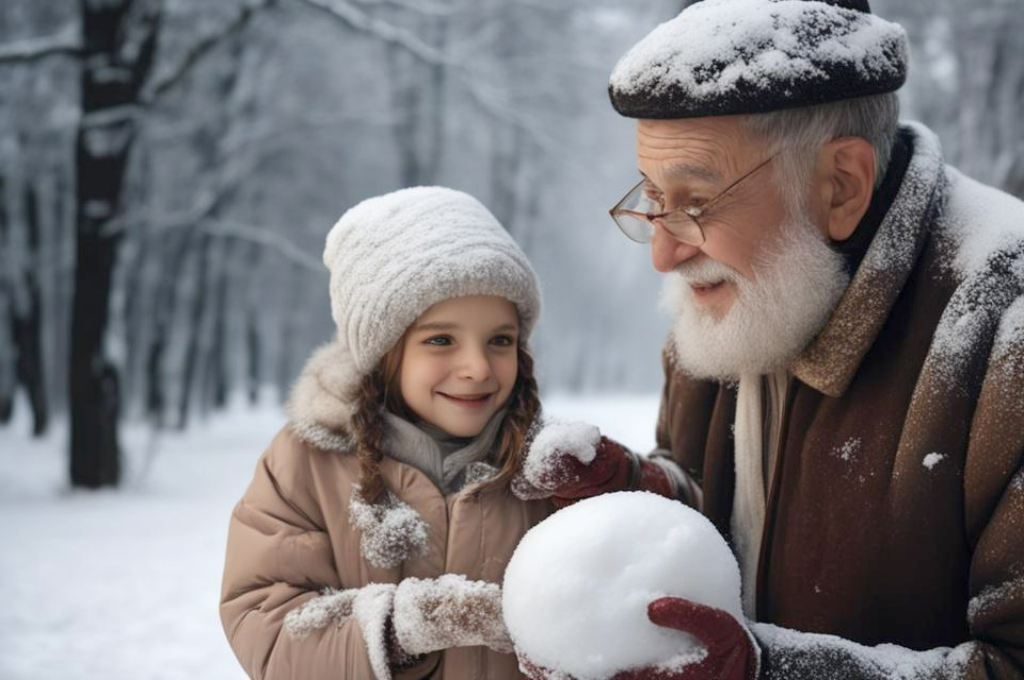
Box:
[392,574,513,655]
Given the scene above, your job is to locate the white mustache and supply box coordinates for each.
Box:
[672,258,740,287]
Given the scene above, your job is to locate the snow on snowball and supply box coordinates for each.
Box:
[503,491,742,679]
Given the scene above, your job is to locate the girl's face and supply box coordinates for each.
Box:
[399,295,519,437]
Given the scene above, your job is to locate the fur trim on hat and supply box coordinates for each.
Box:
[285,341,359,451]
[349,486,431,569]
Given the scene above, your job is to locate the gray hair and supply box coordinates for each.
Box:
[739,93,900,212]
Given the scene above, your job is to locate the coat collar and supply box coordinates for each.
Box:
[285,341,360,451]
[792,122,947,397]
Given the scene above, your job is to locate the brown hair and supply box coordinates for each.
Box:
[349,335,540,505]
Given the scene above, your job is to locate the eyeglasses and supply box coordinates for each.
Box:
[608,155,776,246]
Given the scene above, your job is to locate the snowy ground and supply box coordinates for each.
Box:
[0,392,659,680]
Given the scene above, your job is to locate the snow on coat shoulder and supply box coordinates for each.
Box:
[930,166,1024,383]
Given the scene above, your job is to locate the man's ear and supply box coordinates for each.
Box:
[817,137,876,242]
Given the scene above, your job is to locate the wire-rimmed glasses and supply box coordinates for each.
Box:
[608,155,776,245]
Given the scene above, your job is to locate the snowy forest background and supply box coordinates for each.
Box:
[2,0,1023,485]
[1,1,1022,678]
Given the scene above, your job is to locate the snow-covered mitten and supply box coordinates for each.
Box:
[283,583,401,679]
[517,597,759,680]
[392,574,514,656]
[512,419,679,508]
[622,597,760,680]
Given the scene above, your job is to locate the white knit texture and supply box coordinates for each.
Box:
[324,186,541,374]
[393,574,513,656]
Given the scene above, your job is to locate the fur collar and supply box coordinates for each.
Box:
[285,341,360,451]
[792,122,944,397]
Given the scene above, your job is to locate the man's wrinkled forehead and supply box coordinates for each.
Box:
[635,118,752,181]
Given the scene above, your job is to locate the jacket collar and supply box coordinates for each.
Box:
[792,122,946,397]
[285,341,360,451]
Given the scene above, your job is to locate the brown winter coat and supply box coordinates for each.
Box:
[220,343,550,679]
[658,123,1024,679]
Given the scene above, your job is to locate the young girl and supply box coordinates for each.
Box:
[219,186,549,680]
[219,187,684,680]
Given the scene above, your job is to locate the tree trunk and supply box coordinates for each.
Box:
[177,232,212,429]
[15,184,47,435]
[0,174,13,424]
[69,0,160,488]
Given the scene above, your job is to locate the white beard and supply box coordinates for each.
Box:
[660,210,850,382]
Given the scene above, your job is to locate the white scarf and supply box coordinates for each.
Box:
[731,373,767,620]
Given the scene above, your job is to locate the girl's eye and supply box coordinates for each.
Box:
[490,334,516,347]
[424,335,453,346]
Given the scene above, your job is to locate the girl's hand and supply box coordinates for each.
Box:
[392,574,513,656]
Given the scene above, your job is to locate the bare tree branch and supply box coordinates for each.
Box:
[0,25,80,64]
[200,218,323,272]
[351,0,470,18]
[459,75,575,160]
[141,0,272,105]
[293,0,453,65]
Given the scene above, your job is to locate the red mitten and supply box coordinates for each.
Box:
[612,598,759,680]
[517,598,758,680]
[511,420,677,508]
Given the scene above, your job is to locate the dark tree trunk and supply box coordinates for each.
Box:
[245,242,261,405]
[144,231,183,427]
[69,0,160,488]
[177,232,212,429]
[0,175,12,424]
[246,307,260,405]
[212,250,230,410]
[15,184,48,435]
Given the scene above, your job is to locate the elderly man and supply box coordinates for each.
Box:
[515,0,1024,679]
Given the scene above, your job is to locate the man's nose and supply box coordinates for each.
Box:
[650,223,701,273]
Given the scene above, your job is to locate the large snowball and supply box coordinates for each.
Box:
[503,491,742,679]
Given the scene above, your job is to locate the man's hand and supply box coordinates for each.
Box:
[517,597,758,680]
[511,419,676,507]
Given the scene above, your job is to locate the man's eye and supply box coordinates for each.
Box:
[642,187,664,207]
[490,335,517,347]
[424,335,453,346]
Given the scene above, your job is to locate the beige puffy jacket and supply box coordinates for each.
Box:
[220,342,550,679]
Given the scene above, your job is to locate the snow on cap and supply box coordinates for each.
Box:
[323,186,541,373]
[609,0,908,119]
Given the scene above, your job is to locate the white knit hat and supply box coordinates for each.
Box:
[323,186,542,375]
